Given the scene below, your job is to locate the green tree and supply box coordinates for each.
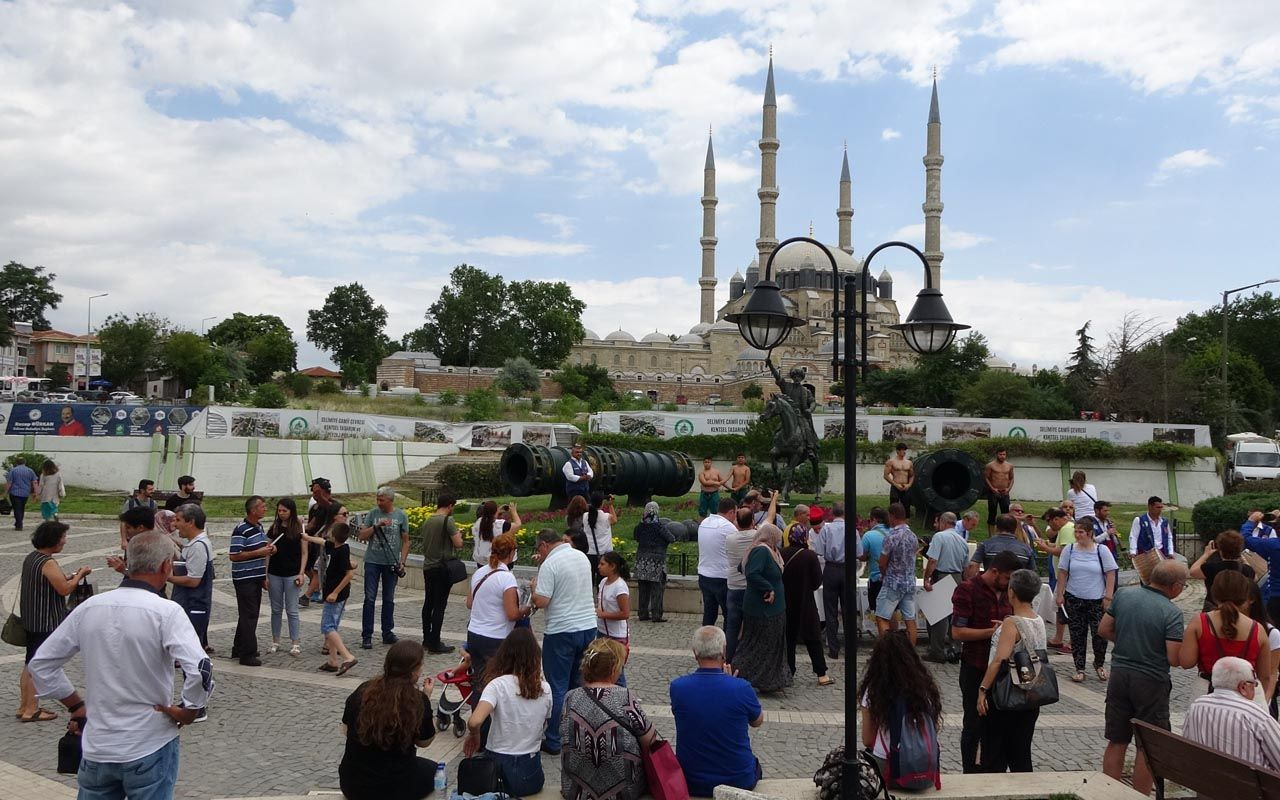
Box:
[741,382,763,400]
[954,370,1032,417]
[252,383,288,409]
[551,362,616,401]
[43,364,70,387]
[1065,321,1101,411]
[1181,342,1272,436]
[160,331,213,393]
[859,368,919,406]
[462,387,502,421]
[495,356,541,398]
[198,344,248,402]
[0,262,62,342]
[282,372,313,397]
[503,279,586,368]
[307,283,389,384]
[1023,368,1076,419]
[438,389,459,406]
[912,332,991,407]
[98,313,169,391]
[206,313,298,383]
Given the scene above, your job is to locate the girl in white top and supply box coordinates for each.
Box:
[472,500,521,565]
[976,569,1048,773]
[465,533,529,699]
[37,460,65,521]
[1066,470,1099,522]
[581,492,617,564]
[596,551,631,688]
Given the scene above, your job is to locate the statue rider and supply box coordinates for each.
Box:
[767,358,820,455]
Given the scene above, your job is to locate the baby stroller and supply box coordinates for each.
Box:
[435,650,474,738]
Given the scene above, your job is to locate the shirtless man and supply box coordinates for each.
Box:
[697,457,727,519]
[983,448,1015,535]
[727,453,752,504]
[883,443,914,517]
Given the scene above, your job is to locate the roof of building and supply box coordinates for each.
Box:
[705,134,715,170]
[675,333,705,344]
[582,329,599,341]
[878,268,893,282]
[929,78,940,124]
[31,329,96,343]
[640,331,670,343]
[730,270,744,283]
[840,149,851,183]
[737,346,768,361]
[299,366,342,379]
[769,240,859,273]
[605,329,636,342]
[688,322,712,335]
[709,318,738,332]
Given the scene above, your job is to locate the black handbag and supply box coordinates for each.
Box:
[456,753,505,796]
[68,577,94,610]
[443,557,469,585]
[991,618,1060,711]
[57,726,83,774]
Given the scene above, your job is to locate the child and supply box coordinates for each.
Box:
[319,522,358,675]
[38,460,64,521]
[596,551,631,686]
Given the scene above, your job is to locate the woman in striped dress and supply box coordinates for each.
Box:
[17,520,90,722]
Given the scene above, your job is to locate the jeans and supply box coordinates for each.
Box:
[959,662,984,773]
[821,562,846,655]
[636,580,665,620]
[725,588,746,663]
[267,574,301,641]
[486,750,545,796]
[77,735,179,800]
[10,494,28,528]
[698,575,728,627]
[542,627,597,750]
[321,601,346,634]
[420,565,452,648]
[232,579,262,662]
[361,562,399,643]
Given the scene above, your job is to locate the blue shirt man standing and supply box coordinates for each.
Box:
[4,457,38,531]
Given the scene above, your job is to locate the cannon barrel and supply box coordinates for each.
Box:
[499,443,696,508]
[910,448,984,514]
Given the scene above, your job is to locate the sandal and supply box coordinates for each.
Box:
[817,676,834,687]
[1071,671,1086,683]
[20,708,57,722]
[289,644,301,657]
[268,643,279,654]
[317,663,339,672]
[337,659,358,677]
[1096,666,1109,682]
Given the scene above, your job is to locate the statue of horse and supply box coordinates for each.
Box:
[760,393,822,504]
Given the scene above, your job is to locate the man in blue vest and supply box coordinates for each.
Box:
[1129,495,1174,583]
[1242,509,1278,539]
[562,443,593,500]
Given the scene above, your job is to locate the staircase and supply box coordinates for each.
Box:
[390,449,503,504]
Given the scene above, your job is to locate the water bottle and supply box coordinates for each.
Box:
[434,761,447,794]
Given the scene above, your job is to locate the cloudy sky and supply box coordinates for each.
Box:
[3,0,1278,371]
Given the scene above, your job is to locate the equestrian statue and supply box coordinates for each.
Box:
[761,357,822,504]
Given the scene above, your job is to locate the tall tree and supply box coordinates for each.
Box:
[206,313,297,383]
[503,279,586,368]
[0,262,63,343]
[1064,321,1101,412]
[160,331,213,393]
[306,283,389,384]
[551,362,615,401]
[912,332,991,407]
[98,313,168,390]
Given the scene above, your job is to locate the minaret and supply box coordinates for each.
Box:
[922,73,944,288]
[756,53,779,275]
[699,130,718,324]
[837,143,853,256]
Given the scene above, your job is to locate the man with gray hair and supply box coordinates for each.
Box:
[357,486,410,650]
[532,526,597,755]
[1184,656,1280,770]
[169,504,215,659]
[30,532,214,797]
[954,509,980,541]
[670,626,764,796]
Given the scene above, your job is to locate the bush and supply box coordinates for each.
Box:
[1227,478,1280,495]
[282,372,313,397]
[252,383,288,408]
[529,395,542,411]
[661,402,678,412]
[1192,492,1280,538]
[747,460,829,494]
[741,383,763,400]
[3,452,53,473]
[463,388,502,422]
[437,462,503,499]
[438,390,459,407]
[315,379,340,395]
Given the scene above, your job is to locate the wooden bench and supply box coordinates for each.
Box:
[1133,718,1280,799]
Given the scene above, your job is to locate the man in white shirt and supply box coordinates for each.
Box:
[1184,656,1280,771]
[531,528,597,756]
[697,497,738,628]
[168,503,215,658]
[562,444,593,502]
[30,532,214,798]
[724,507,759,664]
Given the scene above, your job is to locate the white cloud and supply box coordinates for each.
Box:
[1028,262,1072,272]
[1151,148,1224,183]
[890,223,991,250]
[881,128,902,141]
[535,213,577,240]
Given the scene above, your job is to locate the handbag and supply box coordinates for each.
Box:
[456,753,505,796]
[68,577,94,610]
[2,612,26,647]
[587,690,690,800]
[991,617,1060,711]
[443,557,469,585]
[57,726,83,774]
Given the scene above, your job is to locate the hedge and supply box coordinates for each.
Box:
[436,462,503,499]
[1192,492,1280,538]
[1227,478,1280,495]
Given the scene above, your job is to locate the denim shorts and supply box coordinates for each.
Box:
[875,584,917,621]
[321,600,346,634]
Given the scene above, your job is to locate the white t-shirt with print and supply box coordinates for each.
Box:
[597,576,630,639]
[478,674,553,756]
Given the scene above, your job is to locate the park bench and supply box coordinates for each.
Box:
[1134,718,1280,800]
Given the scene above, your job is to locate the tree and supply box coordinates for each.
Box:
[1065,321,1102,412]
[955,371,1032,417]
[462,387,502,421]
[307,283,390,384]
[503,279,586,368]
[252,383,288,409]
[1095,313,1161,419]
[282,372,313,397]
[98,313,168,390]
[912,332,991,407]
[860,368,920,407]
[0,262,62,343]
[160,331,213,393]
[741,382,763,400]
[551,362,616,401]
[43,364,70,387]
[495,356,541,398]
[206,313,298,383]
[198,344,248,402]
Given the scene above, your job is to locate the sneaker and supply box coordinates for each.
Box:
[310,592,322,603]
[361,640,373,650]
[427,644,456,655]
[298,595,310,608]
[289,644,301,657]
[268,643,279,654]
[382,634,399,645]
[192,708,208,724]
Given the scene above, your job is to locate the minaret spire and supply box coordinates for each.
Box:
[699,130,718,324]
[837,142,853,256]
[922,75,944,288]
[756,54,779,278]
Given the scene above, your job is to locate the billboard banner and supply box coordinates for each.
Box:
[5,402,199,437]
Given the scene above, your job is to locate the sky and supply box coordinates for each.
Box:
[3,0,1280,372]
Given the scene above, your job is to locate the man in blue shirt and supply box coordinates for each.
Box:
[670,626,763,796]
[5,456,38,531]
[1243,509,1278,539]
[858,507,890,629]
[228,496,274,667]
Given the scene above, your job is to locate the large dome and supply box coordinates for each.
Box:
[737,346,768,362]
[675,333,704,344]
[581,329,599,341]
[709,318,738,332]
[605,329,636,342]
[688,322,712,335]
[768,241,859,274]
[640,331,670,343]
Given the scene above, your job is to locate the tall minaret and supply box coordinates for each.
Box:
[755,54,779,274]
[699,131,718,324]
[922,73,944,288]
[837,143,853,256]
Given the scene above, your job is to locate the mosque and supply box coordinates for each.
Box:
[565,57,948,402]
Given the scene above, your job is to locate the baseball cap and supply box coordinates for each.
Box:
[311,477,332,491]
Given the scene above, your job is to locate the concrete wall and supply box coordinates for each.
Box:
[1,434,457,496]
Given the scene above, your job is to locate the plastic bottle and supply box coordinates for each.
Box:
[434,761,447,794]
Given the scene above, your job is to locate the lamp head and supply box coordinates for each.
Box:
[725,280,806,351]
[891,287,969,355]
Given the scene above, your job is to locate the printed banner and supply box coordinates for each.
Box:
[5,402,198,437]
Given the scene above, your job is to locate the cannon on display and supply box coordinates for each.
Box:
[909,448,984,517]
[499,443,697,509]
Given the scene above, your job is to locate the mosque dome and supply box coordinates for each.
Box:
[768,240,859,274]
[709,319,738,332]
[737,347,768,362]
[640,331,670,343]
[730,270,744,284]
[605,329,636,342]
[581,329,599,341]
[688,322,712,336]
[675,333,704,344]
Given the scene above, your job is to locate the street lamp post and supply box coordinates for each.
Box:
[727,236,966,798]
[85,293,107,391]
[1221,279,1279,436]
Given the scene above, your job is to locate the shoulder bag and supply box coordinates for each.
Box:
[68,577,94,611]
[456,753,505,796]
[991,617,1059,711]
[587,689,689,800]
[1,612,26,647]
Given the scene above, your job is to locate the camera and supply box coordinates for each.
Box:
[393,563,407,579]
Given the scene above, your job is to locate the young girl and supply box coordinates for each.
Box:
[596,552,631,686]
[266,498,307,656]
[38,461,64,521]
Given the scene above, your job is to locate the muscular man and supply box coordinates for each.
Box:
[727,454,752,504]
[883,443,914,517]
[983,449,1015,535]
[697,457,727,519]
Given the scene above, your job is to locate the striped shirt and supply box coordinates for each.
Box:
[229,518,269,582]
[1183,689,1280,771]
[19,551,67,633]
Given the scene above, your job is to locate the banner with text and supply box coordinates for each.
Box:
[3,402,199,437]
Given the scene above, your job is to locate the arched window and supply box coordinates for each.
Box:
[613,354,620,365]
[651,355,657,367]
[628,355,634,366]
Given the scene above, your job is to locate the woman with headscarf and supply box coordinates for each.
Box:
[632,501,677,623]
[731,522,791,693]
[780,523,831,686]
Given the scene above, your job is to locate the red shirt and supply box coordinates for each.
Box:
[950,575,1012,670]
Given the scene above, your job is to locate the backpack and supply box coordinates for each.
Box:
[884,697,941,791]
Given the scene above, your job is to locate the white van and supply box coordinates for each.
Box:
[1229,440,1280,483]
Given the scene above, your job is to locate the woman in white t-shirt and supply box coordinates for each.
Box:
[463,628,552,796]
[596,552,632,686]
[472,500,521,566]
[1066,471,1099,522]
[465,533,528,700]
[581,492,618,575]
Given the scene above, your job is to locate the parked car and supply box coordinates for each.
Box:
[1228,439,1280,484]
[45,392,79,403]
[109,391,144,405]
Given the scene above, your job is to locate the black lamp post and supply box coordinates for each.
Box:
[728,236,966,798]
